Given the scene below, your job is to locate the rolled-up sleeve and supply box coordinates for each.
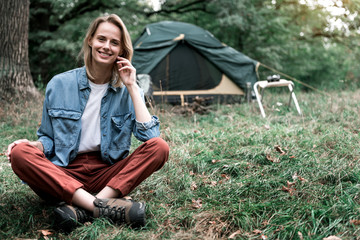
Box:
[133,115,160,142]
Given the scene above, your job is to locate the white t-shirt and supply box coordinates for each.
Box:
[78,80,109,153]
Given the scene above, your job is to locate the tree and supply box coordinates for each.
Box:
[0,0,39,102]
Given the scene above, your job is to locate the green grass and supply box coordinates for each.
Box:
[1,89,360,239]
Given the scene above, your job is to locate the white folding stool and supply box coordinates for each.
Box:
[253,79,302,118]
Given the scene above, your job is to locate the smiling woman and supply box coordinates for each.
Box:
[81,14,133,87]
[6,13,169,232]
[88,22,122,84]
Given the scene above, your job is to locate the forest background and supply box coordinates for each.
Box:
[28,0,360,91]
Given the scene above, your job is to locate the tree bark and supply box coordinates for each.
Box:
[0,0,39,102]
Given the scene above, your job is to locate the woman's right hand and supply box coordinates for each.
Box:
[6,139,30,162]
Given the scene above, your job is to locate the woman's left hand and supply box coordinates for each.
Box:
[116,57,137,88]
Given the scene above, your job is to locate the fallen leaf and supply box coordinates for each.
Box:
[229,230,242,239]
[266,154,273,161]
[266,154,279,163]
[190,182,198,191]
[274,145,286,155]
[38,229,52,236]
[221,174,230,180]
[252,229,262,234]
[212,159,221,163]
[289,155,296,159]
[264,124,270,130]
[298,231,304,240]
[191,199,202,209]
[287,181,296,187]
[323,236,342,240]
[210,181,217,186]
[281,186,295,195]
[350,219,360,225]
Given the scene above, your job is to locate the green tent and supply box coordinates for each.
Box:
[132,21,259,104]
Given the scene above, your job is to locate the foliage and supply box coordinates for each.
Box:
[139,0,360,89]
[28,0,360,90]
[1,89,360,239]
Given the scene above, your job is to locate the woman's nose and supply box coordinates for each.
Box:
[103,40,110,49]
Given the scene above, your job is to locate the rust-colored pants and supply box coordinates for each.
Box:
[10,137,169,204]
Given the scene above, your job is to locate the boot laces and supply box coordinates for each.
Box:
[75,207,91,222]
[99,205,126,223]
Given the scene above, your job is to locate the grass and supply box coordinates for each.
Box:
[0,88,360,239]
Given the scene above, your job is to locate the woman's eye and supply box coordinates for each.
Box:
[111,41,119,46]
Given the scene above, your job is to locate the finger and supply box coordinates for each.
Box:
[116,58,132,66]
[6,139,29,157]
[6,143,16,161]
[6,143,15,157]
[118,66,134,72]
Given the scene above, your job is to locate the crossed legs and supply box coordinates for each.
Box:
[10,137,169,212]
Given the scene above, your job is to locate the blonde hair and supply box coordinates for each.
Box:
[79,14,133,87]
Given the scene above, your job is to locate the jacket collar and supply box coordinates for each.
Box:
[79,66,90,90]
[78,66,119,92]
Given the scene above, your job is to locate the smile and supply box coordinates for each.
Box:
[98,51,112,57]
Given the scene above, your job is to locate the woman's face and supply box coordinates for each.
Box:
[89,22,122,67]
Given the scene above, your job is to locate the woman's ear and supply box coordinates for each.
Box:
[88,38,92,47]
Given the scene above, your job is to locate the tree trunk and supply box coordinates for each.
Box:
[0,0,39,102]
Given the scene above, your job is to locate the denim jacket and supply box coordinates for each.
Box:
[37,67,160,167]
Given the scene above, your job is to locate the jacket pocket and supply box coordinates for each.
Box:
[110,113,133,149]
[49,109,81,147]
[111,113,132,129]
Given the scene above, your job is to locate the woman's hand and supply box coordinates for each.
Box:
[116,56,137,88]
[6,139,43,162]
[116,56,151,122]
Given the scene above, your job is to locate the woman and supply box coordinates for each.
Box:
[6,14,169,232]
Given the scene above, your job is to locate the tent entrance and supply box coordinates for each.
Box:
[149,41,222,91]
